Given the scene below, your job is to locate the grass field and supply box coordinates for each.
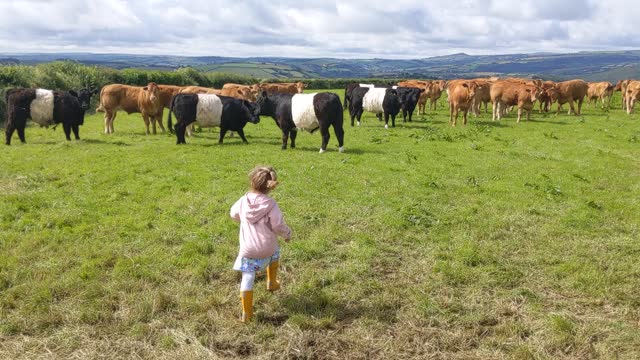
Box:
[1,91,639,359]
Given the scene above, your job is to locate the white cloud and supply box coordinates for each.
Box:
[0,0,637,58]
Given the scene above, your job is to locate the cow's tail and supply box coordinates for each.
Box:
[95,87,106,112]
[167,94,176,133]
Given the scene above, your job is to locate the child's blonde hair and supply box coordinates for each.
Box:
[249,166,278,194]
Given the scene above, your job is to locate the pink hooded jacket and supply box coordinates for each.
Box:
[230,192,291,259]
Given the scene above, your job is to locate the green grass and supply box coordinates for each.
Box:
[1,91,639,359]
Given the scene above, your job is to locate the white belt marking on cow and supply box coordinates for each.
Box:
[362,88,386,113]
[291,93,319,131]
[196,94,223,127]
[30,89,54,127]
[359,84,375,88]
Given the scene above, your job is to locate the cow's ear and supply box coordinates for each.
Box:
[261,90,268,97]
[143,87,148,91]
[526,89,531,93]
[462,83,469,88]
[69,90,78,97]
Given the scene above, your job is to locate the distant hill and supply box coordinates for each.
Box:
[1,51,639,81]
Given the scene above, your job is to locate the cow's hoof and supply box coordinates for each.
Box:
[357,122,361,127]
[319,148,326,154]
[384,124,389,129]
[339,147,345,153]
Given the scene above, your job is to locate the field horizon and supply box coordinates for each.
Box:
[1,91,639,359]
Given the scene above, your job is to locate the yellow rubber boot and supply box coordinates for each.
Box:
[266,261,281,291]
[240,291,253,323]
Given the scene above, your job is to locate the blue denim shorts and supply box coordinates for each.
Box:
[232,247,280,273]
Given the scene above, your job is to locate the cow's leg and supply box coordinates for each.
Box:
[568,100,576,116]
[376,113,382,122]
[16,126,26,143]
[449,104,454,126]
[289,129,297,149]
[107,111,116,134]
[5,123,15,145]
[281,129,289,150]
[319,123,330,153]
[492,101,498,121]
[218,127,228,144]
[63,123,72,141]
[175,123,186,144]
[104,112,111,134]
[517,108,522,123]
[577,99,583,115]
[236,129,249,144]
[142,114,151,135]
[463,109,468,125]
[527,109,531,122]
[156,114,166,134]
[391,114,396,128]
[334,124,345,152]
[72,125,80,140]
[402,109,407,123]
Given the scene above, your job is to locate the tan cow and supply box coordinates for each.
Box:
[181,86,255,101]
[625,80,640,114]
[428,80,447,111]
[616,80,632,110]
[96,83,163,135]
[258,82,305,95]
[398,80,433,114]
[470,78,494,116]
[490,80,541,123]
[153,85,185,133]
[222,83,260,100]
[546,80,589,116]
[447,80,481,127]
[587,82,614,110]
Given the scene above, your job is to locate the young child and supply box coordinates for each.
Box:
[230,166,292,323]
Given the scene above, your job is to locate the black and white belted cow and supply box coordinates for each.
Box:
[5,87,98,145]
[167,93,260,145]
[348,87,401,128]
[255,91,344,153]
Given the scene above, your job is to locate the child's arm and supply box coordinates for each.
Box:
[269,203,292,241]
[229,198,242,222]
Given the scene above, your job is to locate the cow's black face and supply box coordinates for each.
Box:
[255,91,269,115]
[74,88,98,111]
[244,101,261,124]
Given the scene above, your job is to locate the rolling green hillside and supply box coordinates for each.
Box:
[2,50,639,80]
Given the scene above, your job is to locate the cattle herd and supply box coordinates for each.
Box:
[4,78,640,152]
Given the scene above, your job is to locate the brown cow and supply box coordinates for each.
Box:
[428,80,447,111]
[490,80,541,123]
[153,85,185,133]
[221,83,260,100]
[96,83,163,135]
[181,86,255,101]
[448,80,481,127]
[625,80,640,114]
[587,82,614,110]
[470,78,494,116]
[546,80,589,116]
[258,82,305,95]
[616,80,632,110]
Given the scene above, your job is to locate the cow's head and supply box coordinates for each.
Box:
[143,82,160,103]
[243,101,261,124]
[71,87,99,110]
[296,82,305,94]
[255,90,270,115]
[546,87,560,102]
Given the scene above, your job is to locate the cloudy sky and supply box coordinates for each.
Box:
[0,0,638,58]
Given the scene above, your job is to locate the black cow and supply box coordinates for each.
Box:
[5,87,97,145]
[255,91,344,153]
[348,87,401,128]
[167,93,260,145]
[343,82,359,110]
[395,87,425,123]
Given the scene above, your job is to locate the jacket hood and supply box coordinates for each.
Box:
[242,192,274,223]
